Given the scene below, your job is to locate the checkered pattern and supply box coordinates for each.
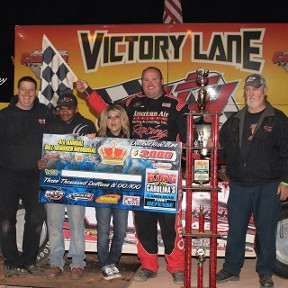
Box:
[163,0,183,24]
[95,79,143,104]
[38,35,77,109]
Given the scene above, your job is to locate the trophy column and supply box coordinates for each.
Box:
[183,69,221,287]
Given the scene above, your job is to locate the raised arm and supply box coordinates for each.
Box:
[76,79,108,115]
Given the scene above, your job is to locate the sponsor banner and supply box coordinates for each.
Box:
[39,134,182,213]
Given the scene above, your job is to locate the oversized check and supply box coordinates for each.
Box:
[39,134,182,213]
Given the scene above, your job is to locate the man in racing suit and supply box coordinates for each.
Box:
[76,66,188,284]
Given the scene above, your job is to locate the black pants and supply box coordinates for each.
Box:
[0,169,44,268]
[134,210,176,254]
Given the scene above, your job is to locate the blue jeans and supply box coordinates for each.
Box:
[46,203,86,269]
[223,181,281,276]
[96,207,128,268]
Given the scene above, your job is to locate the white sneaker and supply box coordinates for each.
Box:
[101,265,121,280]
[110,265,122,278]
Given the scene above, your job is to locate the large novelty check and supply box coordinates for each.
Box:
[39,134,182,213]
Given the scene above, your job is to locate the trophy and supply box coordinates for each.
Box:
[196,68,209,112]
[193,124,211,184]
[195,124,211,156]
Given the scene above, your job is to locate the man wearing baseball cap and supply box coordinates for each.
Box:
[216,73,288,288]
[56,93,78,109]
[243,74,266,89]
[43,92,96,280]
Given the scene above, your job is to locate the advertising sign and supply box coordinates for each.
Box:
[12,23,288,120]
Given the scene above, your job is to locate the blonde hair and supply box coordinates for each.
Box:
[98,104,130,138]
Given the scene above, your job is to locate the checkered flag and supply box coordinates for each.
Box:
[95,78,143,104]
[39,34,77,109]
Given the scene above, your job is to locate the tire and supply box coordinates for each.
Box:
[275,201,288,278]
[0,202,50,264]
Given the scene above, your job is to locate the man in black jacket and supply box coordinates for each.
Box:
[0,76,53,277]
[216,74,288,288]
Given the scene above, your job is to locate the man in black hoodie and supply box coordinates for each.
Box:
[0,76,53,277]
[44,93,96,280]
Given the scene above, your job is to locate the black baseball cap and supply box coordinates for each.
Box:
[56,93,78,108]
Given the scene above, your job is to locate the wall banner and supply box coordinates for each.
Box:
[39,134,182,213]
[12,23,288,122]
